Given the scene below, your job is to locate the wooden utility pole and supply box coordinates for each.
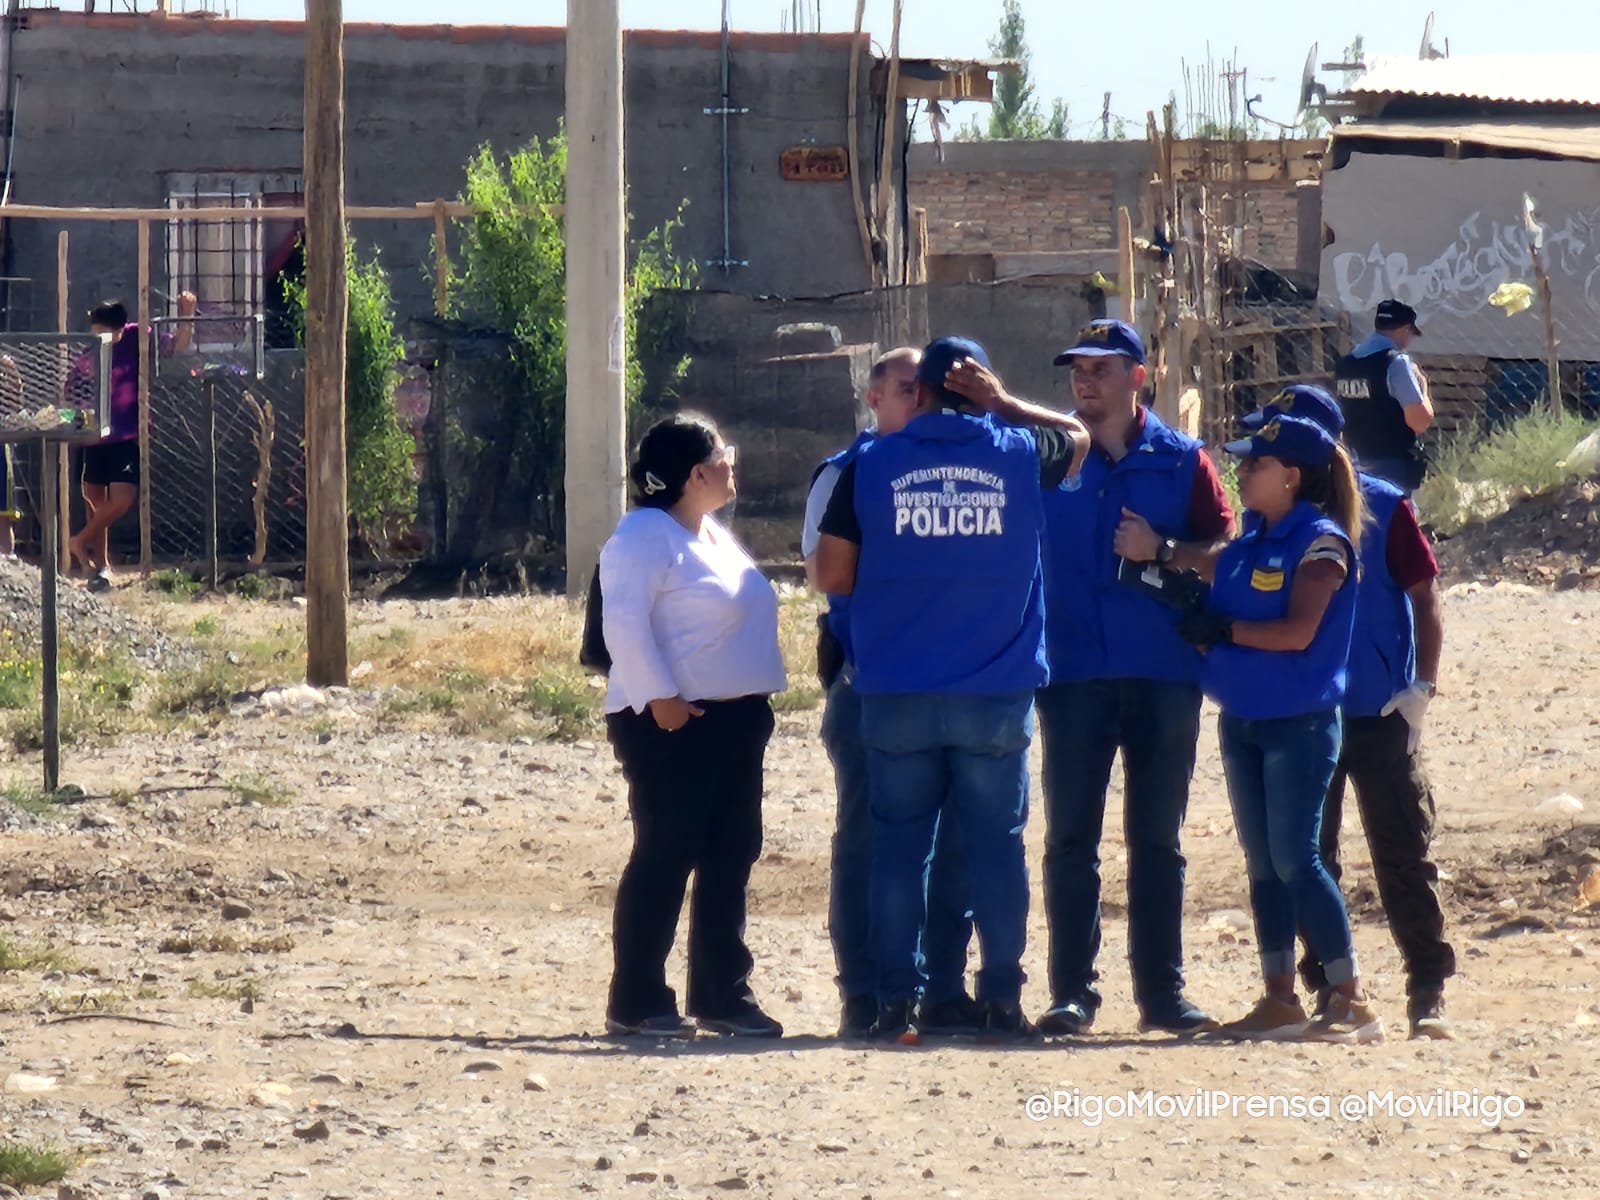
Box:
[303,0,349,685]
[55,233,69,567]
[563,0,626,597]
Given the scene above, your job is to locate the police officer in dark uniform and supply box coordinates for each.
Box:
[812,336,1088,1043]
[1334,299,1435,494]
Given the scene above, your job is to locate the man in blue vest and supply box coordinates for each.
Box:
[1239,385,1456,1040]
[803,346,975,1039]
[812,336,1088,1043]
[1033,319,1235,1038]
[1334,299,1435,494]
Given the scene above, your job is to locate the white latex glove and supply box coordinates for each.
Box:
[1380,682,1433,754]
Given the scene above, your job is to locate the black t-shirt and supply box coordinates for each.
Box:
[818,424,1078,545]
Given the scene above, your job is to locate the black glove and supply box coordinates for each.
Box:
[1177,609,1234,648]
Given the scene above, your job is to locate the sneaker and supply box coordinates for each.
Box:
[1218,994,1310,1041]
[1138,994,1221,1036]
[605,1012,696,1039]
[1036,996,1096,1037]
[976,1000,1038,1044]
[1408,992,1455,1041]
[870,999,921,1046]
[86,569,113,594]
[1303,991,1384,1044]
[837,993,878,1039]
[916,993,983,1038]
[696,1004,784,1038]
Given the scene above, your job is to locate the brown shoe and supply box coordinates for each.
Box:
[1218,994,1309,1041]
[1304,991,1385,1044]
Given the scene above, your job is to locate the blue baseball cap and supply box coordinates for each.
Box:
[1053,319,1146,366]
[917,336,992,388]
[1224,414,1338,468]
[1242,384,1345,435]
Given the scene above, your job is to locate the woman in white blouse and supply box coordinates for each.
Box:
[599,414,788,1039]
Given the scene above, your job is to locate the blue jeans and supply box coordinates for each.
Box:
[821,674,974,1002]
[1036,678,1202,1011]
[1218,709,1359,987]
[860,690,1034,1006]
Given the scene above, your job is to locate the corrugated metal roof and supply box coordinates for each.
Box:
[1347,56,1600,107]
[1332,117,1600,161]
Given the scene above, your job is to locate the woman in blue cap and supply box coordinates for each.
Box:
[1178,414,1380,1043]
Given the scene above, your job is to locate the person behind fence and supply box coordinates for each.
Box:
[1244,388,1457,1041]
[803,346,976,1039]
[1177,413,1380,1043]
[70,292,195,590]
[598,413,788,1040]
[812,336,1089,1044]
[1334,298,1434,495]
[1032,319,1235,1039]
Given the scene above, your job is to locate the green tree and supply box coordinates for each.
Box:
[284,243,415,549]
[447,133,696,546]
[958,0,1067,140]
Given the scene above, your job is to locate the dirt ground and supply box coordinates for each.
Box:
[1,582,1598,1200]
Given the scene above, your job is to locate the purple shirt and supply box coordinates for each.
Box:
[105,322,144,443]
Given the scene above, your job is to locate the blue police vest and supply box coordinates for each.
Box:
[849,411,1048,695]
[813,430,876,666]
[1041,408,1207,683]
[1344,474,1416,717]
[1203,501,1357,719]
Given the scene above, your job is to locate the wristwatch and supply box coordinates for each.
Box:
[1415,680,1437,697]
[1156,537,1178,566]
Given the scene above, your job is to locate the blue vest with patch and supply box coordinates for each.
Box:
[1203,501,1357,719]
[1041,408,1207,683]
[849,411,1048,695]
[813,430,876,665]
[1344,474,1415,718]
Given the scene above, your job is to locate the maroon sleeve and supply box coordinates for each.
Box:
[1385,499,1439,590]
[1187,449,1235,542]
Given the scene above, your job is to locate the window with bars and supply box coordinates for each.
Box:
[164,173,304,347]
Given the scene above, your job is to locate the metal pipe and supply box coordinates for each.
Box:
[719,0,731,273]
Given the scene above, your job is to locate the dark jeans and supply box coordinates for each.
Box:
[1298,711,1456,997]
[1036,678,1202,1011]
[1219,709,1358,986]
[820,673,974,1003]
[860,690,1034,1006]
[605,696,775,1024]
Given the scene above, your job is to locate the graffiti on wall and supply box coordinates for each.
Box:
[1330,207,1600,321]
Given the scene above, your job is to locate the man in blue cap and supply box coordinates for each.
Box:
[1246,385,1456,1040]
[812,335,1089,1043]
[1334,299,1435,494]
[803,346,976,1039]
[1031,318,1236,1038]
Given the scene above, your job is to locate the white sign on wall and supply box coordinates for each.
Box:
[1320,152,1600,360]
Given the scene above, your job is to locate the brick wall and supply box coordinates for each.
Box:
[1238,185,1301,269]
[917,168,1118,255]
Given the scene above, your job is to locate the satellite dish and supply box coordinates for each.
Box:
[1419,12,1445,60]
[1294,42,1326,124]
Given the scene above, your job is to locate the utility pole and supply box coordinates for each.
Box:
[564,0,627,596]
[304,0,350,685]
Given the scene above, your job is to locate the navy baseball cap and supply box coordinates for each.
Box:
[1242,384,1345,435]
[1054,319,1146,366]
[1224,414,1337,468]
[917,336,992,388]
[1375,299,1422,335]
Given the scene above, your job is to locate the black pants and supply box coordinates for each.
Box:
[1298,711,1456,997]
[606,696,775,1024]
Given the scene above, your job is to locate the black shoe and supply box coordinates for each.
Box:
[604,1012,696,1039]
[916,993,983,1038]
[1036,996,1096,1037]
[1407,991,1455,1041]
[976,1000,1038,1044]
[1311,987,1334,1020]
[696,1003,783,1038]
[1138,994,1221,1036]
[869,998,921,1045]
[837,993,878,1038]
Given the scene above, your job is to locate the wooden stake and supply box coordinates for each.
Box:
[433,199,449,318]
[873,0,904,285]
[1117,206,1136,324]
[1530,241,1563,417]
[845,0,875,281]
[55,231,69,570]
[303,0,349,687]
[137,218,152,573]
